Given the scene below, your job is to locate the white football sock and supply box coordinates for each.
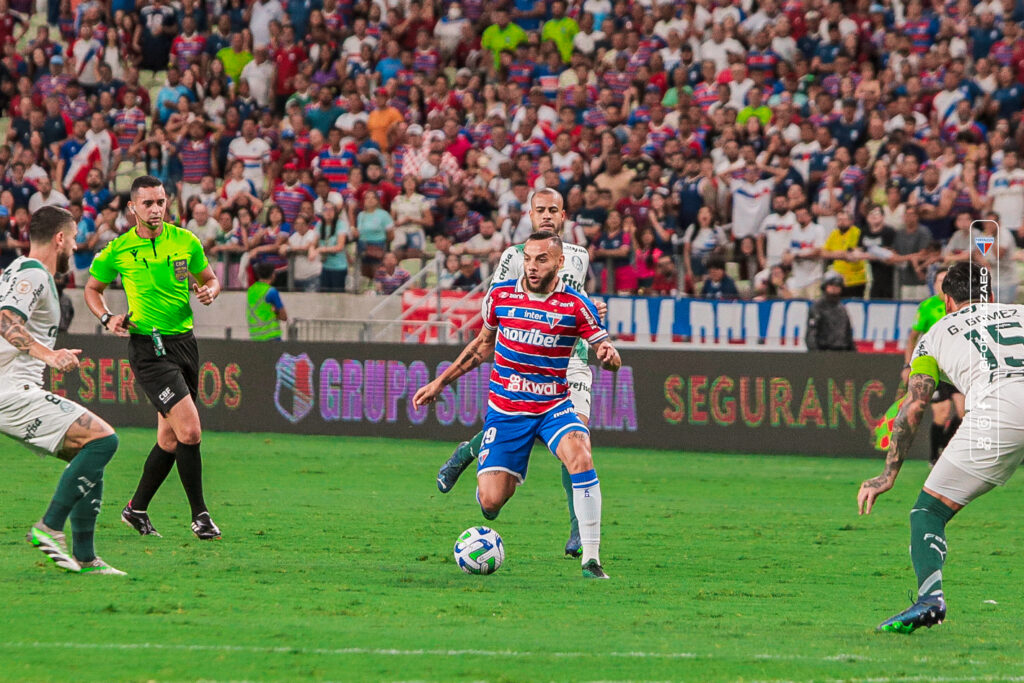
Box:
[571,469,601,565]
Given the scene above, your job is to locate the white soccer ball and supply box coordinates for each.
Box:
[454,526,505,575]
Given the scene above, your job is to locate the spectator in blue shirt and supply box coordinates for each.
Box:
[992,66,1024,121]
[156,66,194,124]
[701,257,740,300]
[969,13,1002,61]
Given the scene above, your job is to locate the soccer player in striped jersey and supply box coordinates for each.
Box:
[435,188,601,559]
[415,230,621,579]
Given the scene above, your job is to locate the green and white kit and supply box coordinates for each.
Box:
[488,242,595,418]
[911,302,1024,502]
[0,257,86,454]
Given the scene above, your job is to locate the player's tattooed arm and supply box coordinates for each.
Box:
[442,327,497,386]
[413,328,496,408]
[0,308,36,353]
[857,373,936,515]
[0,309,80,371]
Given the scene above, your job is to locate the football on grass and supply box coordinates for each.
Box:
[454,526,505,575]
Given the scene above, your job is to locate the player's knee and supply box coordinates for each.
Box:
[558,432,593,473]
[478,482,513,513]
[568,451,594,473]
[176,425,202,445]
[478,490,505,513]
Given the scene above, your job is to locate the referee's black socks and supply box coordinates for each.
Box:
[175,442,208,517]
[130,443,176,511]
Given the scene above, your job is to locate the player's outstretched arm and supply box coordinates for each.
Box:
[0,309,79,371]
[857,372,936,515]
[413,327,497,408]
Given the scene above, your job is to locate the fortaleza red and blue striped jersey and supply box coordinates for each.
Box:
[484,277,609,416]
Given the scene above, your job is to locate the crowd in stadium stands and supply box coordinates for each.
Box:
[0,0,1022,302]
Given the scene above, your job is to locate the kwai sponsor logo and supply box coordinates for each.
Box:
[506,373,560,396]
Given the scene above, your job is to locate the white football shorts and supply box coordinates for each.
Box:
[0,385,87,455]
[566,358,593,421]
[925,382,1024,505]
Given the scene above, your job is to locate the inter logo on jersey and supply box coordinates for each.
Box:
[976,236,995,256]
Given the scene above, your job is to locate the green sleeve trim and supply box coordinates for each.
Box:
[16,260,47,272]
[0,305,27,321]
[910,355,940,383]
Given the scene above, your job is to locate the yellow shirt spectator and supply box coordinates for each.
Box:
[541,16,579,63]
[481,19,528,70]
[824,224,867,287]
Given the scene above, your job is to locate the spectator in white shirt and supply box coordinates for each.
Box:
[785,205,827,299]
[720,163,777,242]
[28,176,69,214]
[239,47,275,109]
[185,203,221,251]
[987,150,1024,235]
[227,119,272,191]
[250,0,285,48]
[281,216,322,291]
[455,218,506,276]
[700,24,745,72]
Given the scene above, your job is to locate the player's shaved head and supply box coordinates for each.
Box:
[529,188,565,234]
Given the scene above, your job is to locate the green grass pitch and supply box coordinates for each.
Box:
[2,428,1024,682]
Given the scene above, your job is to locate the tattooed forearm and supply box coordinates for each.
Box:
[439,332,496,387]
[446,338,487,381]
[864,374,935,490]
[0,309,37,354]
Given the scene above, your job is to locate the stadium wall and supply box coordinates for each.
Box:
[63,290,920,350]
[62,290,406,341]
[48,336,929,459]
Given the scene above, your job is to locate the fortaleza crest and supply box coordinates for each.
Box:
[975,236,995,256]
[274,353,315,423]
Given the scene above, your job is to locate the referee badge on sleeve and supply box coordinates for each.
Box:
[173,259,188,281]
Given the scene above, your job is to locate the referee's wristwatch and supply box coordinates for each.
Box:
[100,312,113,329]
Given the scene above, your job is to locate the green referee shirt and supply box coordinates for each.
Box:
[912,295,946,334]
[89,223,209,335]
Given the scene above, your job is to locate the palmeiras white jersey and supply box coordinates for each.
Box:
[0,257,60,390]
[912,302,1024,410]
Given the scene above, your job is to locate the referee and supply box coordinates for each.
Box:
[84,176,222,539]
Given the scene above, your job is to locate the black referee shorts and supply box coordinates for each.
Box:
[128,332,199,416]
[931,381,958,404]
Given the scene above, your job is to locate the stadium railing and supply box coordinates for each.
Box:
[287,317,455,343]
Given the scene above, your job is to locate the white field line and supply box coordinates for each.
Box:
[2,641,1024,683]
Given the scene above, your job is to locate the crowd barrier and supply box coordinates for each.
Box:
[50,336,929,459]
[400,290,923,351]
